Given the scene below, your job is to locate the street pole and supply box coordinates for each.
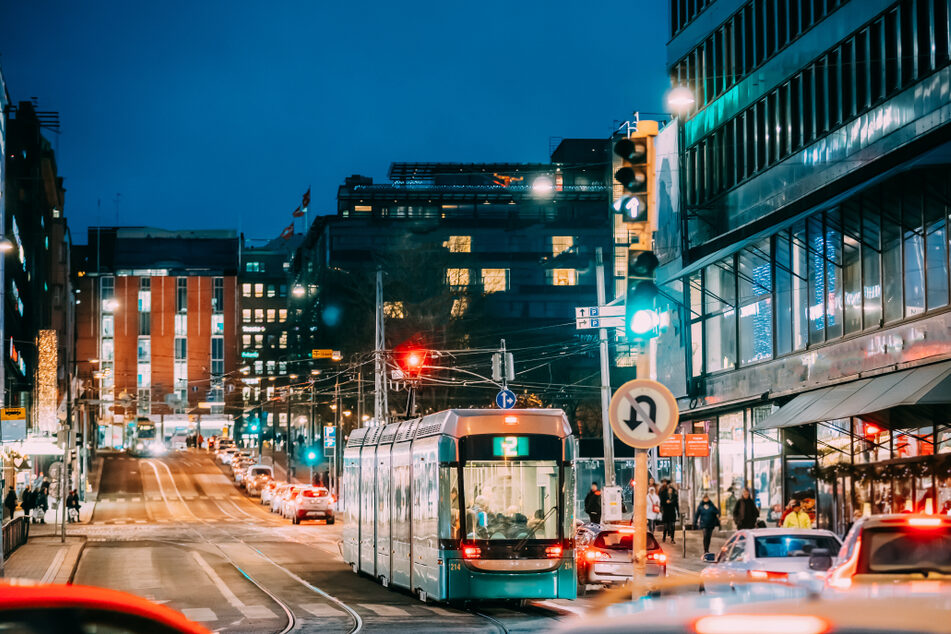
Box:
[62,357,72,543]
[632,343,651,597]
[357,368,363,427]
[373,268,387,426]
[595,247,616,487]
[285,388,292,479]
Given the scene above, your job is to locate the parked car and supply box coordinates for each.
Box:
[701,528,842,592]
[260,480,284,506]
[270,484,298,514]
[575,523,666,591]
[285,486,335,524]
[232,458,256,486]
[277,485,304,518]
[244,465,274,496]
[826,514,951,589]
[216,447,238,465]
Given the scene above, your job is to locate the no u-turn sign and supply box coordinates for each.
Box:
[608,379,679,449]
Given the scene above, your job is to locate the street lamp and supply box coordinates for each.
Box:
[666,86,696,113]
[531,175,555,197]
[0,237,14,252]
[292,284,306,298]
[310,369,321,376]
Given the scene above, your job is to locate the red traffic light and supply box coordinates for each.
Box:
[396,347,428,378]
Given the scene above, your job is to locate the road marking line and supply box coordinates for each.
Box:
[424,606,461,616]
[180,608,217,622]
[40,548,67,584]
[300,603,345,617]
[358,604,409,616]
[192,550,263,619]
[241,605,278,619]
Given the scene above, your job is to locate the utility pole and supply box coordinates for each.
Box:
[373,268,387,426]
[333,377,340,494]
[285,387,293,478]
[595,247,616,488]
[357,368,363,427]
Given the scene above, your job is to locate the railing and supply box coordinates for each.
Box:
[3,516,30,559]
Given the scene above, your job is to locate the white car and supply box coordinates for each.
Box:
[278,485,304,518]
[244,465,274,496]
[217,447,238,465]
[286,486,335,525]
[701,528,843,592]
[260,480,284,506]
[270,484,299,514]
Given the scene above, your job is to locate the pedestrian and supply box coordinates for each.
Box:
[732,487,759,529]
[723,486,737,527]
[660,482,679,543]
[34,485,49,524]
[20,485,34,523]
[782,500,812,528]
[767,503,783,525]
[584,482,602,524]
[843,509,863,538]
[646,485,661,533]
[3,486,17,519]
[694,493,721,554]
[779,499,798,526]
[66,489,80,523]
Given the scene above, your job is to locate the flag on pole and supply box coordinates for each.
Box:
[302,187,311,209]
[292,205,304,218]
[280,222,294,239]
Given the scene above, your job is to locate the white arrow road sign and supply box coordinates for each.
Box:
[575,305,625,319]
[608,379,680,449]
[575,316,625,330]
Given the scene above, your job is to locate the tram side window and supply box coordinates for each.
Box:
[463,460,559,540]
[440,466,460,540]
[413,459,439,549]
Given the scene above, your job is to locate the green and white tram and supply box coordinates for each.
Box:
[343,408,577,602]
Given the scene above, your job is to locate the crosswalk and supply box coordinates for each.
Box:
[177,603,460,623]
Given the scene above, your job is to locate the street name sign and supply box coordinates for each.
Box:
[312,349,334,359]
[608,379,679,449]
[575,305,624,319]
[575,316,625,330]
[495,389,516,409]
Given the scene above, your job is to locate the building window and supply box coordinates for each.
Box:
[279,362,287,375]
[101,315,114,337]
[254,283,264,298]
[278,309,287,322]
[267,309,275,323]
[737,242,773,365]
[174,337,187,360]
[254,360,263,374]
[383,301,405,318]
[445,235,471,252]
[137,337,150,362]
[550,269,577,286]
[137,365,150,388]
[279,285,287,297]
[242,309,251,323]
[138,311,151,336]
[174,360,187,391]
[267,284,275,298]
[481,268,509,293]
[242,283,252,297]
[212,314,224,335]
[245,261,261,273]
[267,334,277,348]
[704,261,736,373]
[254,309,264,322]
[213,277,224,312]
[446,268,470,287]
[101,340,114,362]
[254,334,263,349]
[175,314,187,336]
[451,298,469,317]
[266,360,276,375]
[211,337,224,376]
[242,334,252,348]
[552,236,574,256]
[138,277,151,312]
[101,276,114,300]
[177,278,188,312]
[279,332,287,349]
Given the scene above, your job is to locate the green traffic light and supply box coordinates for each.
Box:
[629,309,660,335]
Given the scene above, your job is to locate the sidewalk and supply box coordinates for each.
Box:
[661,527,728,573]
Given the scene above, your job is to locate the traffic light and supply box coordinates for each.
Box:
[394,342,429,380]
[302,445,322,465]
[612,121,657,224]
[626,249,660,338]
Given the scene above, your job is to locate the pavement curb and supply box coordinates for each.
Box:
[65,537,87,584]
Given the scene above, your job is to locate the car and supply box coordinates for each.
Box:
[0,583,210,633]
[575,523,667,591]
[701,528,842,591]
[244,465,274,496]
[260,480,284,506]
[826,513,951,589]
[232,459,255,486]
[270,484,296,513]
[216,447,238,465]
[278,486,304,518]
[286,486,335,524]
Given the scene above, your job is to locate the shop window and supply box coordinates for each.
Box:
[924,178,949,310]
[737,242,772,365]
[903,188,926,317]
[718,412,745,529]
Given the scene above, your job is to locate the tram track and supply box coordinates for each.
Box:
[144,457,364,634]
[470,609,510,634]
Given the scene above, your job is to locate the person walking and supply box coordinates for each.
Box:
[20,485,34,523]
[584,482,602,524]
[660,482,679,543]
[782,500,812,528]
[66,489,81,523]
[4,486,17,520]
[646,485,661,533]
[694,494,721,554]
[779,499,798,527]
[732,487,760,529]
[34,485,49,524]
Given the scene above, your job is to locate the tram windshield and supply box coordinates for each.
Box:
[463,460,559,540]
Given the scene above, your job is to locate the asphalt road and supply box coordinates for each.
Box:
[72,451,565,633]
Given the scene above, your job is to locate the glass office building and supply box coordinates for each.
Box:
[658,0,951,533]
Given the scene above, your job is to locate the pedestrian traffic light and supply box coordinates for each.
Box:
[626,249,660,338]
[612,121,657,224]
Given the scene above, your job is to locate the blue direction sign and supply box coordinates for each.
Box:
[323,425,336,449]
[496,389,517,409]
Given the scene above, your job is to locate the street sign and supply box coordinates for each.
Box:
[575,316,625,330]
[312,349,334,359]
[659,433,683,457]
[1,407,26,421]
[495,389,516,409]
[323,425,336,449]
[602,486,622,522]
[685,433,709,457]
[575,305,624,319]
[1,407,27,442]
[241,351,259,359]
[608,379,679,449]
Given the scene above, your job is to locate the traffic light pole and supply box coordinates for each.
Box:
[595,248,616,488]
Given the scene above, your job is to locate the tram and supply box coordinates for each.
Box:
[128,418,163,457]
[343,408,576,602]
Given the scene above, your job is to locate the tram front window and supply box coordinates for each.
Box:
[463,460,559,540]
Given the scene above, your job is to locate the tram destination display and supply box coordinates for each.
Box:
[492,436,529,458]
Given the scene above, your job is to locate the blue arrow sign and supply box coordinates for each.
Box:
[496,389,516,409]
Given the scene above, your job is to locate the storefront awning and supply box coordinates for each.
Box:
[754,360,951,431]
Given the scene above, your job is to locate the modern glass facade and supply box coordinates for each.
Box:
[662,0,951,533]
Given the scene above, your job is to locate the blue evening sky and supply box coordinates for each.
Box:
[0,1,669,243]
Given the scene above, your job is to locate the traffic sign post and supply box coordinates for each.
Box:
[608,378,679,598]
[495,389,516,409]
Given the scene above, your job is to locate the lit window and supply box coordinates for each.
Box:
[242,334,252,347]
[482,268,509,293]
[254,309,264,322]
[254,283,263,298]
[267,284,275,298]
[383,301,405,319]
[174,314,187,336]
[279,362,287,374]
[242,283,252,297]
[451,298,469,317]
[266,360,276,374]
[445,236,471,253]
[211,314,224,335]
[551,269,577,286]
[267,309,276,323]
[255,334,264,349]
[552,236,574,256]
[447,268,470,286]
[254,360,263,374]
[278,309,287,322]
[279,332,288,349]
[242,309,251,323]
[354,205,372,212]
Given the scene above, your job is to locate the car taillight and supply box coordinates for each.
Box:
[693,614,831,634]
[545,545,563,558]
[462,546,481,559]
[302,490,316,498]
[585,549,608,562]
[826,536,861,590]
[748,570,789,582]
[648,552,667,563]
